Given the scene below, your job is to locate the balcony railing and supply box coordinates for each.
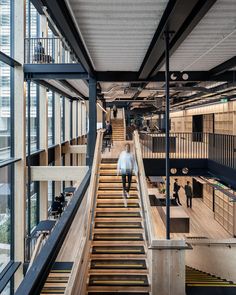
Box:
[140,132,209,159]
[24,37,78,64]
[140,132,236,170]
[209,133,236,169]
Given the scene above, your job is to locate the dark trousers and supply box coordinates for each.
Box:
[174,192,181,205]
[122,171,132,192]
[187,196,192,208]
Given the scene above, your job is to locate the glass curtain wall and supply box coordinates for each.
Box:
[0,1,14,291]
[48,162,55,209]
[48,91,54,146]
[0,0,13,162]
[26,181,39,233]
[26,82,39,153]
[0,165,13,273]
[60,96,65,142]
[0,62,12,160]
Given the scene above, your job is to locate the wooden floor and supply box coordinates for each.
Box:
[149,186,231,240]
[172,191,231,239]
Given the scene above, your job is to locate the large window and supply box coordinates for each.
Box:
[0,62,12,160]
[60,96,65,142]
[0,165,13,273]
[48,91,54,146]
[26,82,39,153]
[25,0,39,39]
[48,162,55,209]
[26,181,39,233]
[76,101,79,138]
[0,0,12,56]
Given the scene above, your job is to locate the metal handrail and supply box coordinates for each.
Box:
[24,37,78,64]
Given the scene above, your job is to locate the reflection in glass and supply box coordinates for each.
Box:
[0,0,11,56]
[0,62,11,160]
[48,91,54,146]
[26,82,39,153]
[26,181,39,233]
[48,162,55,209]
[60,97,65,142]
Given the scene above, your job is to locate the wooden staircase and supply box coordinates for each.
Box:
[86,158,150,294]
[40,262,73,294]
[186,266,236,295]
[111,119,124,141]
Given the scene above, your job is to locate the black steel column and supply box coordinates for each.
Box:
[164,31,170,240]
[87,77,97,166]
[27,80,31,237]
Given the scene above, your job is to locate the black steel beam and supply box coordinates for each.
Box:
[97,70,236,82]
[24,64,88,80]
[139,0,216,79]
[210,56,236,76]
[144,159,209,176]
[0,51,21,67]
[40,0,94,76]
[60,80,87,100]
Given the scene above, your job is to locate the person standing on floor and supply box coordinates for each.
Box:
[117,143,138,198]
[173,178,182,206]
[113,104,118,118]
[184,181,193,208]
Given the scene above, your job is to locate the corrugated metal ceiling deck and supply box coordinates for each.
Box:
[67,0,168,71]
[164,0,236,72]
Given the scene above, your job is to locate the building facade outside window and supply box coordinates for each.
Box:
[0,62,12,160]
[48,91,55,146]
[26,82,39,153]
[26,181,39,233]
[0,164,13,273]
[48,162,55,209]
[60,96,65,142]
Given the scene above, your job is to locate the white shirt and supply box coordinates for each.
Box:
[117,151,138,175]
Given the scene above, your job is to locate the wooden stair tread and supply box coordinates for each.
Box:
[95,222,142,228]
[95,212,141,218]
[89,274,149,286]
[92,246,145,255]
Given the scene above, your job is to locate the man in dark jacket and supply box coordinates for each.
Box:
[173,178,182,206]
[51,196,63,216]
[104,121,112,136]
[184,181,193,208]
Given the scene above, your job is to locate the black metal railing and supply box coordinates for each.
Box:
[24,37,78,64]
[140,132,236,170]
[140,132,209,159]
[209,133,236,169]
